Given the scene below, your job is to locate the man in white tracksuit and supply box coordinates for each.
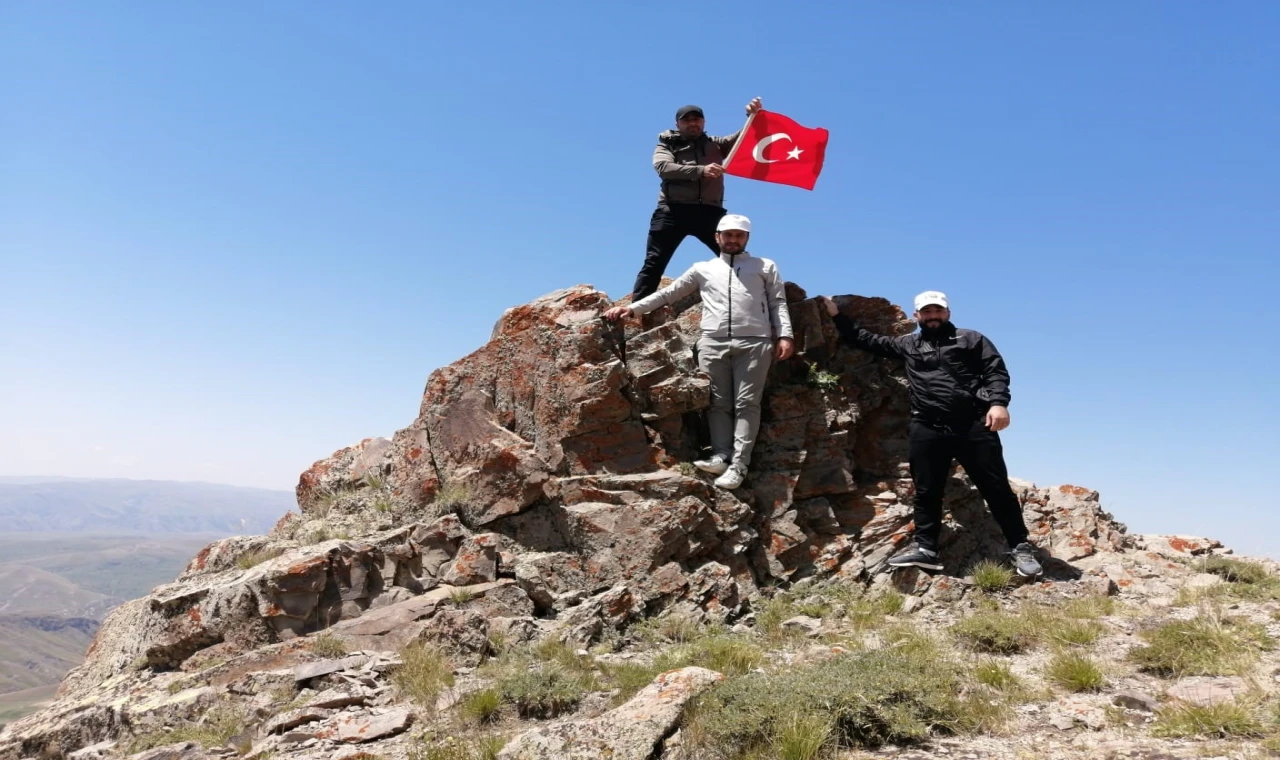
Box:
[604,214,794,489]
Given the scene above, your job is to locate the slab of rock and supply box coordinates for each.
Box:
[1166,677,1249,706]
[293,655,369,682]
[265,707,334,734]
[314,707,415,744]
[497,666,723,760]
[781,615,823,637]
[126,742,212,760]
[1112,690,1159,712]
[305,686,370,710]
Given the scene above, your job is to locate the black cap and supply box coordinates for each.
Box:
[676,105,704,120]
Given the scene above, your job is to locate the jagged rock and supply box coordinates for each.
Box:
[3,285,1191,760]
[292,655,369,682]
[313,707,414,743]
[1165,677,1249,706]
[781,615,823,637]
[304,686,370,710]
[1113,691,1160,712]
[264,707,333,734]
[496,666,723,760]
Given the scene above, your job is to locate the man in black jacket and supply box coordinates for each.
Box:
[818,291,1042,577]
[630,98,762,301]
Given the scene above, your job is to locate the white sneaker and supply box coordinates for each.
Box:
[714,463,746,489]
[694,455,729,475]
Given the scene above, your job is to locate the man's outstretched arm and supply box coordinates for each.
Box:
[818,296,908,360]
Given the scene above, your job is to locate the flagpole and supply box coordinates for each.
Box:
[721,111,758,167]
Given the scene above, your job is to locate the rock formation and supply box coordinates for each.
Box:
[2,284,1273,760]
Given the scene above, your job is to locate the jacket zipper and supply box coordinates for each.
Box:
[726,256,735,339]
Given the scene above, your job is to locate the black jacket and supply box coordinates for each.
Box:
[832,314,1011,425]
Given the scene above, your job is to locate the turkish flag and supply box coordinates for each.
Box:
[723,109,829,190]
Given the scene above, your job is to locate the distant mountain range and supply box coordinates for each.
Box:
[0,477,294,534]
[0,477,296,722]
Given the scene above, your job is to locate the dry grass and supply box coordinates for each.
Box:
[970,560,1015,593]
[236,546,286,569]
[1046,651,1105,692]
[393,643,456,707]
[308,633,348,658]
[1128,610,1274,677]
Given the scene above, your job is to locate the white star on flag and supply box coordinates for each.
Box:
[786,146,804,160]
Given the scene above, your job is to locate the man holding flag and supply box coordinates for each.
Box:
[630,100,830,301]
[630,98,763,302]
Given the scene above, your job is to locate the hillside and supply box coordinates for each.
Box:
[0,617,99,695]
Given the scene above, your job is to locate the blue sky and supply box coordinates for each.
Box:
[2,3,1277,556]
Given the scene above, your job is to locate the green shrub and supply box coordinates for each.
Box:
[1129,613,1274,677]
[126,704,246,753]
[1153,699,1266,738]
[460,688,503,725]
[1046,651,1105,692]
[970,560,1015,593]
[393,643,456,706]
[973,660,1022,692]
[497,665,595,718]
[685,648,1008,755]
[950,610,1035,654]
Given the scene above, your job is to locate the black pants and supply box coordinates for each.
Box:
[908,418,1030,552]
[631,203,725,300]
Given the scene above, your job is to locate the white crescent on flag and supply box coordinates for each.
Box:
[752,133,792,163]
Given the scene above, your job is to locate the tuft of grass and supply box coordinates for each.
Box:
[677,461,698,477]
[392,643,456,707]
[236,546,286,570]
[601,661,665,705]
[1048,618,1104,648]
[497,664,595,719]
[460,688,503,725]
[362,472,387,491]
[411,735,507,760]
[1128,612,1274,677]
[806,365,841,391]
[309,633,348,658]
[756,593,804,640]
[125,704,246,753]
[306,526,353,544]
[970,560,1015,593]
[950,610,1035,654]
[1197,556,1271,585]
[1046,651,1105,692]
[846,589,905,629]
[658,635,764,677]
[314,490,342,517]
[372,496,394,514]
[433,482,474,516]
[1153,698,1266,739]
[973,660,1022,693]
[633,613,717,644]
[1061,594,1117,620]
[772,712,833,760]
[794,598,832,618]
[685,647,1011,755]
[449,586,476,605]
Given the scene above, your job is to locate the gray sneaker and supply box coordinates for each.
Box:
[886,542,943,571]
[713,463,746,489]
[693,455,729,475]
[1010,542,1043,578]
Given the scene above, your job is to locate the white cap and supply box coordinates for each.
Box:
[914,290,949,311]
[716,214,751,233]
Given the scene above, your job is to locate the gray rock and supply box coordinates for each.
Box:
[497,667,723,760]
[314,707,415,744]
[1112,690,1159,712]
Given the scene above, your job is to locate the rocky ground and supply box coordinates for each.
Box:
[2,284,1275,760]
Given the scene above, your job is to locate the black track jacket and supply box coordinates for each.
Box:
[832,313,1011,426]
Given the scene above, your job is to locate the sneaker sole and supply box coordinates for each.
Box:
[1015,567,1043,578]
[694,464,729,475]
[888,559,944,571]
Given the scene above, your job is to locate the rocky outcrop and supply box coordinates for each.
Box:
[1,283,1195,760]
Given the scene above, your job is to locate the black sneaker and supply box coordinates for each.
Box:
[887,542,943,571]
[1010,542,1043,578]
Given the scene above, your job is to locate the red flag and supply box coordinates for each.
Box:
[723,109,829,190]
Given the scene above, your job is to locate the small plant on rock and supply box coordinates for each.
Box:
[461,688,503,725]
[677,461,698,477]
[309,632,348,658]
[973,659,1022,693]
[970,560,1015,593]
[449,586,476,605]
[1153,698,1266,739]
[1197,556,1271,585]
[393,643,456,707]
[1046,651,1105,692]
[951,609,1035,654]
[236,546,286,570]
[1128,611,1274,677]
[433,482,474,516]
[806,365,841,391]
